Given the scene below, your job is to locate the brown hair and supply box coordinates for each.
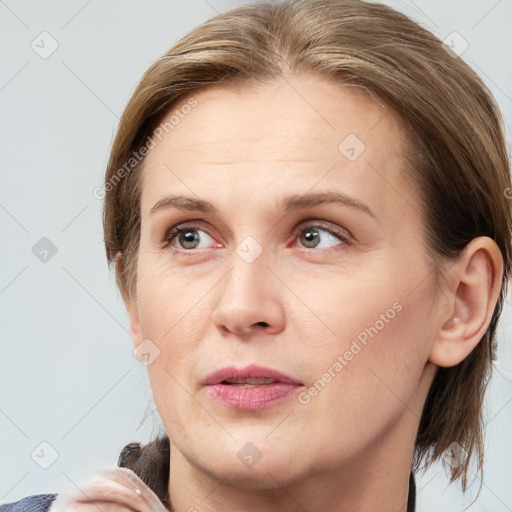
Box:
[104,0,511,496]
[117,436,171,508]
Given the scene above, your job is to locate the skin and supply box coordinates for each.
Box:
[120,73,503,512]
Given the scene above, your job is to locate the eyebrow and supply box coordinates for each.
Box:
[150,191,376,219]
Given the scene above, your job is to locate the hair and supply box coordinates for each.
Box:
[117,436,171,508]
[104,0,512,499]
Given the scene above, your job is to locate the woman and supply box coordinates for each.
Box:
[3,0,510,511]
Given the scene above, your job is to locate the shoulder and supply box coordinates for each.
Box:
[0,493,58,512]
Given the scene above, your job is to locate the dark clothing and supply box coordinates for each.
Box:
[0,494,57,512]
[408,468,416,511]
[0,441,417,511]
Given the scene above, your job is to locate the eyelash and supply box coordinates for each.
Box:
[161,221,352,253]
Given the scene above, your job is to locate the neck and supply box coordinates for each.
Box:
[169,452,411,512]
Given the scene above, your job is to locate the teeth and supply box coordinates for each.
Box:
[246,378,275,384]
[223,378,276,385]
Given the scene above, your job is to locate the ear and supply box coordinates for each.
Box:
[114,252,142,348]
[429,236,504,368]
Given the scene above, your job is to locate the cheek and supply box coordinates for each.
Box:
[136,256,215,425]
[136,253,210,344]
[289,256,432,361]
[293,275,434,461]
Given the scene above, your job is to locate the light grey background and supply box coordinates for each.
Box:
[1,0,511,510]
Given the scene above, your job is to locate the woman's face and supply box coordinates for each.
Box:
[128,74,440,487]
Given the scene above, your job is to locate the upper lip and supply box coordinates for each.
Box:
[202,364,303,386]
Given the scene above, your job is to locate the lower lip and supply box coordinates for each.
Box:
[206,383,302,409]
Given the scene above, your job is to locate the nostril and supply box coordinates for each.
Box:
[255,321,268,327]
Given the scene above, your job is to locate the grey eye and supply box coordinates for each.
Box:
[298,227,343,249]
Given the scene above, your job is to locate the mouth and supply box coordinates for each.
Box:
[203,364,303,409]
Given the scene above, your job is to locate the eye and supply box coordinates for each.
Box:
[293,222,351,250]
[162,225,215,251]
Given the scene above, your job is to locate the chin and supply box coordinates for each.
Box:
[188,436,308,490]
[204,457,304,491]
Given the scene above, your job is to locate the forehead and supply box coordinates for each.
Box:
[149,75,403,160]
[139,73,417,219]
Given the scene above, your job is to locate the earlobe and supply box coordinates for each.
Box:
[129,314,142,337]
[429,236,503,368]
[127,301,143,350]
[114,252,142,343]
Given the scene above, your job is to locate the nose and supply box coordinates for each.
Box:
[211,248,286,337]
